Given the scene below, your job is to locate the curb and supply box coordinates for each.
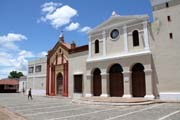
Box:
[71,99,164,106]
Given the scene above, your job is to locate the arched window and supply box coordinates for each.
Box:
[132,30,139,47]
[95,40,99,53]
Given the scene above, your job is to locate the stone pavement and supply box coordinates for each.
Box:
[0,105,26,120]
[0,93,180,120]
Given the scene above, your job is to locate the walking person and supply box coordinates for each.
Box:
[28,88,33,100]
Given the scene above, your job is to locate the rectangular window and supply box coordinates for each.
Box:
[169,33,173,39]
[74,75,83,93]
[167,16,171,22]
[28,67,34,73]
[35,65,41,72]
[166,2,169,8]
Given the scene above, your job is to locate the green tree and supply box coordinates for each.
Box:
[8,71,24,79]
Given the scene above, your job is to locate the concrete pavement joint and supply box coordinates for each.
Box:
[158,110,180,120]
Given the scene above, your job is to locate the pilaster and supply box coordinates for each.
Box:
[123,26,128,52]
[122,71,132,98]
[100,73,109,97]
[144,69,154,99]
[85,74,93,97]
[143,21,150,50]
[88,35,92,58]
[102,31,107,56]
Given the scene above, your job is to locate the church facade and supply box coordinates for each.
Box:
[47,13,156,99]
[32,0,180,100]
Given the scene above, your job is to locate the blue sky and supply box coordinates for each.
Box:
[0,0,153,78]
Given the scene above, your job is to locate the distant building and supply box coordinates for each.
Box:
[0,79,19,93]
[27,57,47,96]
[19,76,27,93]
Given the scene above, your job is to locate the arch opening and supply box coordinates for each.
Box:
[57,72,63,95]
[131,63,146,97]
[109,64,124,97]
[92,68,102,96]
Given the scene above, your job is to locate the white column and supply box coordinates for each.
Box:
[85,74,92,97]
[88,35,92,58]
[143,21,150,50]
[144,69,154,99]
[122,71,132,98]
[123,26,128,52]
[102,31,106,56]
[100,73,109,97]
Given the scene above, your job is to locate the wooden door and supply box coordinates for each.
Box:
[74,75,82,93]
[93,69,102,96]
[132,71,146,97]
[57,73,63,95]
[110,73,124,97]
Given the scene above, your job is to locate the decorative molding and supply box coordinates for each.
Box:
[27,74,46,78]
[87,50,151,63]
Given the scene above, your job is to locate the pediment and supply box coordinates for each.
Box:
[89,14,148,34]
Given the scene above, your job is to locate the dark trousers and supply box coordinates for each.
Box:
[28,94,32,100]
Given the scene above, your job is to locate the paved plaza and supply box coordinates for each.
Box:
[0,93,180,120]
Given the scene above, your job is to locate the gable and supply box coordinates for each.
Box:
[89,14,149,34]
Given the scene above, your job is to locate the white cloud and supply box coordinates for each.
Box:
[0,33,27,42]
[39,2,78,29]
[0,33,47,79]
[41,2,62,14]
[65,22,80,31]
[37,51,47,57]
[0,33,27,50]
[18,50,34,58]
[79,26,92,33]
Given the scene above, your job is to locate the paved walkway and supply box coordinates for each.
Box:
[0,93,180,120]
[72,97,160,106]
[0,105,26,120]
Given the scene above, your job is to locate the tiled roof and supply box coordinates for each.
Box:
[0,79,19,85]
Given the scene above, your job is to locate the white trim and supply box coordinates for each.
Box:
[85,93,92,97]
[27,74,46,78]
[102,31,106,56]
[123,94,132,98]
[143,21,150,50]
[89,16,149,35]
[88,36,92,58]
[100,93,109,97]
[123,26,128,52]
[145,95,155,99]
[160,92,180,101]
[87,50,151,63]
[73,72,83,75]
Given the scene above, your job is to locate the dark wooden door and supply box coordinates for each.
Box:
[132,71,146,97]
[74,75,82,93]
[93,73,102,96]
[110,73,124,97]
[57,73,63,95]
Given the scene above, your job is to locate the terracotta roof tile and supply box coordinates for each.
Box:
[0,79,19,85]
